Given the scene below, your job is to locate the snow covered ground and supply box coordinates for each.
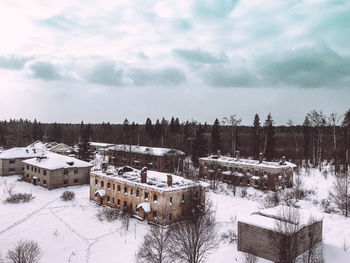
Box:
[0,167,349,262]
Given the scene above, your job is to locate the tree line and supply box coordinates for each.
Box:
[0,109,349,169]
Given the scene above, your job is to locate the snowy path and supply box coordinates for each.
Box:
[0,198,58,236]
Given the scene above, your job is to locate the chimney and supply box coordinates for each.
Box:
[259,153,263,164]
[141,167,147,183]
[281,156,286,165]
[167,174,173,187]
[235,151,240,160]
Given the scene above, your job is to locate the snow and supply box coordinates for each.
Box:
[92,167,207,193]
[201,155,297,169]
[89,142,115,148]
[22,152,93,170]
[107,144,185,157]
[137,202,151,213]
[0,147,46,159]
[95,189,106,197]
[0,165,349,263]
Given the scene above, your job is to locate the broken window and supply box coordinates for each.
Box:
[152,211,157,219]
[74,179,78,184]
[153,194,157,203]
[145,192,148,200]
[118,185,121,193]
[117,199,120,207]
[74,169,78,174]
[64,180,68,185]
[107,182,110,189]
[63,169,68,175]
[124,187,127,195]
[130,188,133,196]
[95,179,98,185]
[43,180,47,185]
[101,181,104,187]
[113,184,115,191]
[136,189,140,198]
[107,196,110,203]
[43,170,47,176]
[169,197,173,205]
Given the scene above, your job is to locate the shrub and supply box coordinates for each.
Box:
[60,191,75,201]
[259,191,280,209]
[6,240,41,263]
[96,207,120,222]
[5,193,34,204]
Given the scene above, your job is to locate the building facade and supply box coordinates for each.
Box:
[90,166,207,224]
[199,152,296,191]
[238,206,323,262]
[22,152,93,189]
[107,145,185,173]
[0,148,45,176]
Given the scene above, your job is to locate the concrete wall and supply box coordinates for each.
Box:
[238,221,323,262]
[199,159,294,191]
[24,165,90,190]
[0,158,26,176]
[90,174,205,224]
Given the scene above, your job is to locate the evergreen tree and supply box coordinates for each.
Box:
[252,114,261,158]
[343,109,350,169]
[303,116,311,163]
[32,119,40,141]
[211,119,221,154]
[78,123,92,161]
[264,113,275,161]
[191,124,208,167]
[154,119,162,146]
[122,119,129,143]
[145,118,153,145]
[52,122,62,142]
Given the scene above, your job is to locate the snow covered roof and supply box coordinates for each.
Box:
[137,202,151,213]
[200,155,297,169]
[107,144,185,157]
[239,205,323,231]
[95,189,106,197]
[90,142,115,148]
[91,167,207,193]
[0,147,46,159]
[22,152,93,170]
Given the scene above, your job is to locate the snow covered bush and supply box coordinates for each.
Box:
[60,191,75,201]
[6,240,41,263]
[5,193,34,203]
[96,207,120,222]
[259,191,280,209]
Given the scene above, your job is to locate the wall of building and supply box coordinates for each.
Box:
[238,221,323,262]
[24,165,90,190]
[199,159,294,191]
[90,174,205,224]
[0,158,26,176]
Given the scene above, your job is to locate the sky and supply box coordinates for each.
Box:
[0,0,349,125]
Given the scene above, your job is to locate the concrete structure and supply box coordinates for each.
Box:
[107,145,185,173]
[89,142,115,154]
[199,152,296,191]
[22,152,93,189]
[90,166,207,224]
[0,147,46,176]
[28,141,73,155]
[238,206,323,262]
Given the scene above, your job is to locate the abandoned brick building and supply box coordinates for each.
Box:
[107,145,185,173]
[238,205,323,262]
[22,152,93,189]
[90,166,207,224]
[199,152,296,191]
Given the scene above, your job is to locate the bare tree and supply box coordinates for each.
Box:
[167,196,219,263]
[327,113,342,173]
[136,224,170,263]
[307,111,326,169]
[272,206,301,263]
[244,249,259,263]
[6,240,41,263]
[329,171,350,217]
[222,115,241,155]
[287,120,299,162]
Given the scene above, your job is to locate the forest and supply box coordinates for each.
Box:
[0,109,349,169]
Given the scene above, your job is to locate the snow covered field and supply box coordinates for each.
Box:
[0,168,349,262]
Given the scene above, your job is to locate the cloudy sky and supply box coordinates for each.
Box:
[0,0,349,125]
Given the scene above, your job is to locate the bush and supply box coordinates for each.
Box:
[259,191,280,209]
[5,193,34,204]
[6,240,41,263]
[60,191,75,201]
[96,207,120,222]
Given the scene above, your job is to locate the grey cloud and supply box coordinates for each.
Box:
[0,55,30,70]
[129,67,186,86]
[173,48,227,64]
[29,61,62,81]
[193,0,238,19]
[86,62,124,86]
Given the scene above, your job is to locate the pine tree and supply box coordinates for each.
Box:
[343,109,350,170]
[78,122,92,161]
[191,124,208,167]
[211,119,221,154]
[264,113,275,161]
[145,118,153,145]
[252,114,260,158]
[154,119,162,146]
[303,116,311,164]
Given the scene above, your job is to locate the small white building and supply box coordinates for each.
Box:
[22,152,93,189]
